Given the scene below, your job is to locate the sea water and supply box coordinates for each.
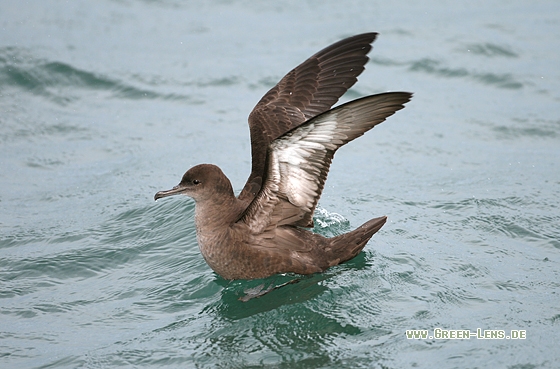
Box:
[1,1,559,367]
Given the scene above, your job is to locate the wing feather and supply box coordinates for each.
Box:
[241,92,412,232]
[239,33,378,202]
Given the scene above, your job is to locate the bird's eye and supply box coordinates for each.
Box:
[193,179,201,185]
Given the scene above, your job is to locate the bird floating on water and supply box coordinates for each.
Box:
[155,33,412,280]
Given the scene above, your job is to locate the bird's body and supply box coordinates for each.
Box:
[155,33,412,280]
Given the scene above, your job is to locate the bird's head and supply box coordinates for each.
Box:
[154,164,233,203]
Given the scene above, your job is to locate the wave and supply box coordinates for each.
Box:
[407,58,523,89]
[0,47,197,104]
[370,39,524,90]
[462,43,519,58]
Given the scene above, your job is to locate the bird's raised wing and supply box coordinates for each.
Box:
[239,33,378,201]
[240,92,412,232]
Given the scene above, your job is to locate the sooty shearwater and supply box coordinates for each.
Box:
[155,33,412,280]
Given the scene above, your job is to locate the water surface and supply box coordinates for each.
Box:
[1,1,559,368]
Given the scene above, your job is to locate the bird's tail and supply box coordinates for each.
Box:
[325,216,387,267]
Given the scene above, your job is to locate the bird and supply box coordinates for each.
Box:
[154,32,412,280]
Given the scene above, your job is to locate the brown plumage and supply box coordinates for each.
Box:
[239,32,378,202]
[154,33,412,280]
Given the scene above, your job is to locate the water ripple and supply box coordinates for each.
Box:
[478,118,560,140]
[408,58,523,89]
[0,47,195,104]
[462,43,519,58]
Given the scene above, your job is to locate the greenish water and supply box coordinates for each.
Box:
[1,1,560,368]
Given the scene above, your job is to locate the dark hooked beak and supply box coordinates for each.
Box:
[154,184,187,201]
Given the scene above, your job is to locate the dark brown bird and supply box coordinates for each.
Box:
[155,33,412,280]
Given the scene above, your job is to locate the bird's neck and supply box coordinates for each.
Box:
[193,193,245,267]
[193,193,243,231]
